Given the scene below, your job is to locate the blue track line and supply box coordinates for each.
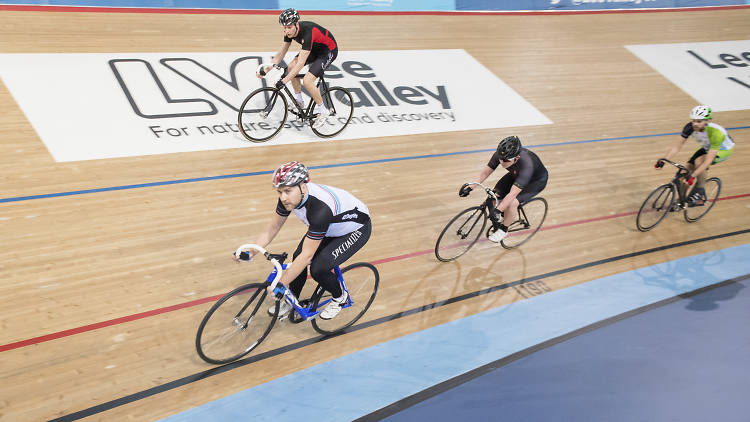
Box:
[3,126,748,204]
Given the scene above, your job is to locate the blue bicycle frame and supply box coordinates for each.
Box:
[268,264,353,321]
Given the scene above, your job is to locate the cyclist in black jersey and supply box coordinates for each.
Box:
[235,161,371,320]
[256,8,339,129]
[459,136,549,243]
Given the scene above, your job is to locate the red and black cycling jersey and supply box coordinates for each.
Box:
[487,148,548,190]
[284,21,337,55]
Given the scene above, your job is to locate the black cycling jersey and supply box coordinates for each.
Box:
[284,21,337,56]
[487,148,548,190]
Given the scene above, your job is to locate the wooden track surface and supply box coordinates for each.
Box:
[1,8,749,421]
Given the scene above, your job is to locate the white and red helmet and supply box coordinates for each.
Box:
[272,161,309,188]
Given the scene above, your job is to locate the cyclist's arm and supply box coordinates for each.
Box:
[663,136,687,161]
[475,165,494,184]
[281,50,310,84]
[257,211,287,247]
[278,236,321,286]
[272,42,291,65]
[235,211,287,262]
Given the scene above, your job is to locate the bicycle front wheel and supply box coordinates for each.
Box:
[435,206,488,262]
[238,87,288,142]
[311,263,379,336]
[636,183,675,232]
[311,87,354,138]
[501,197,548,249]
[684,177,721,223]
[196,283,278,364]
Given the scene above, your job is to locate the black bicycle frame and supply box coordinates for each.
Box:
[659,158,693,207]
[280,74,337,121]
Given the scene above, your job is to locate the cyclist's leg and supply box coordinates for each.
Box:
[288,55,303,96]
[304,49,337,108]
[515,178,548,207]
[308,220,372,298]
[684,148,706,196]
[693,154,709,188]
[498,177,547,228]
[712,148,733,164]
[492,174,513,221]
[287,236,311,299]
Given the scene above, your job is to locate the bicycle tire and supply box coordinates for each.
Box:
[311,262,379,335]
[311,87,354,138]
[435,206,488,262]
[195,283,278,364]
[636,183,675,232]
[684,177,721,223]
[238,87,288,143]
[500,197,548,249]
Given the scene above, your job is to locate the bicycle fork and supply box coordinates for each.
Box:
[333,266,353,307]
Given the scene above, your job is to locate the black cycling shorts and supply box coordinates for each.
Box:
[493,173,547,204]
[288,219,371,298]
[299,48,338,78]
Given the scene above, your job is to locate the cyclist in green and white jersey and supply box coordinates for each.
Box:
[655,105,735,204]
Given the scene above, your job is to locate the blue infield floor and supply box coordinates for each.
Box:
[161,243,750,422]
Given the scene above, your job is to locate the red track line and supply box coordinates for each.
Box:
[2,192,748,353]
[1,4,748,15]
[0,294,222,353]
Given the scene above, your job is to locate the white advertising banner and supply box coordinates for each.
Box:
[626,40,750,112]
[0,50,551,162]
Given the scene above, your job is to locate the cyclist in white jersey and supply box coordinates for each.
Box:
[655,105,735,204]
[235,161,371,320]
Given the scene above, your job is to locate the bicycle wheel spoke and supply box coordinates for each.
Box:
[312,263,379,335]
[238,88,287,142]
[435,206,487,262]
[684,178,721,223]
[196,284,277,364]
[636,184,675,231]
[501,197,548,249]
[311,87,354,138]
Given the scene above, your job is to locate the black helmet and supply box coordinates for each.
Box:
[279,8,300,26]
[497,135,521,160]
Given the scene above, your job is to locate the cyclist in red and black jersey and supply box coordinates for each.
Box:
[257,8,338,129]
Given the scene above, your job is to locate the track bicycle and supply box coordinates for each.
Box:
[195,244,379,365]
[237,64,354,142]
[435,182,548,262]
[635,158,721,232]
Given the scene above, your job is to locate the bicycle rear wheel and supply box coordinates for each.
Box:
[311,87,354,138]
[684,177,721,223]
[311,263,379,335]
[196,283,278,364]
[500,197,548,249]
[238,87,288,142]
[435,206,488,262]
[636,184,675,232]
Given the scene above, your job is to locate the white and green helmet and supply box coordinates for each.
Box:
[690,105,712,120]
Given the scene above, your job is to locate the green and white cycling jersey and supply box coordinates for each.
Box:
[681,122,735,151]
